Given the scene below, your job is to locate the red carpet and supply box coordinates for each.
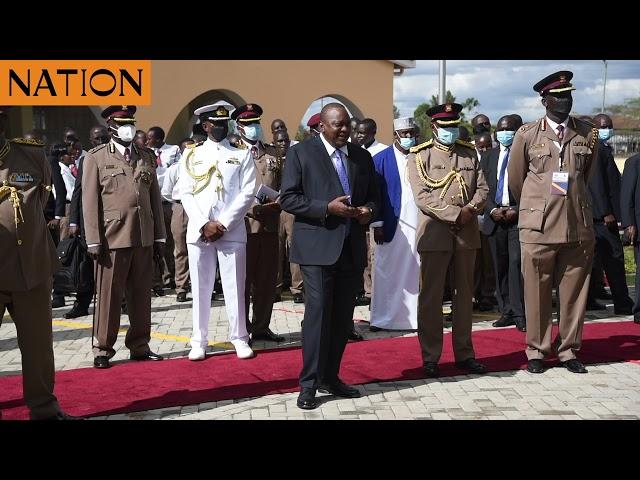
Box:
[1,321,639,420]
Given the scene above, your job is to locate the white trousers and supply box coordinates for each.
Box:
[187,239,248,348]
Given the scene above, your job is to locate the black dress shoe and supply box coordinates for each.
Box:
[318,380,361,398]
[586,301,606,311]
[51,296,65,308]
[597,290,613,300]
[455,358,488,374]
[423,361,439,378]
[355,294,371,306]
[562,358,588,373]
[527,359,545,373]
[176,292,188,302]
[130,351,163,361]
[492,315,515,328]
[369,325,383,332]
[152,287,165,297]
[297,387,318,410]
[63,305,89,319]
[165,280,176,290]
[514,317,527,332]
[93,356,111,369]
[614,306,632,315]
[635,317,640,324]
[348,328,363,341]
[293,293,304,304]
[252,329,285,342]
[33,411,83,420]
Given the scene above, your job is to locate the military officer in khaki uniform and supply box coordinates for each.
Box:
[407,103,489,378]
[508,71,598,374]
[232,104,285,343]
[0,107,76,419]
[82,105,166,369]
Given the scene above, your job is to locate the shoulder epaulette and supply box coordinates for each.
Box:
[88,143,108,154]
[518,120,538,133]
[455,139,475,150]
[409,139,433,154]
[11,137,44,147]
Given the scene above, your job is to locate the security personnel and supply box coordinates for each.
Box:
[177,101,257,361]
[508,71,598,374]
[307,113,321,137]
[407,103,489,378]
[232,103,284,343]
[0,106,76,419]
[82,105,166,369]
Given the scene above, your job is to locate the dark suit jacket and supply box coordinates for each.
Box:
[620,153,640,233]
[280,135,380,268]
[69,155,84,231]
[44,155,67,220]
[589,141,621,221]
[480,147,518,236]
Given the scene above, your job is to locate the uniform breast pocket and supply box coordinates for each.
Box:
[528,147,551,174]
[100,167,125,194]
[572,146,592,172]
[219,161,241,181]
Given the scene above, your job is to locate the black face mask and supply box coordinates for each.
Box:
[548,96,573,115]
[210,124,228,142]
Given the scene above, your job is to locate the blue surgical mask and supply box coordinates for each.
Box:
[398,136,415,149]
[436,127,459,145]
[598,128,613,142]
[242,124,262,141]
[496,130,516,147]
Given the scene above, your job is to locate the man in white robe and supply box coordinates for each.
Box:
[369,117,420,331]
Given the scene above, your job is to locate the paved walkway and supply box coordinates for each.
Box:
[1,289,639,420]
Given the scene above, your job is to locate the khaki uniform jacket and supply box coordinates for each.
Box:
[407,139,488,252]
[242,141,281,234]
[507,116,598,244]
[82,141,166,249]
[0,139,60,291]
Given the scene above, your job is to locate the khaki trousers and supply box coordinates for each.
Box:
[521,240,594,362]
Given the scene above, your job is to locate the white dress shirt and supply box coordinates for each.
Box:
[545,116,569,162]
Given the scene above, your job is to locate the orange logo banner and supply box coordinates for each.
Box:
[0,60,151,105]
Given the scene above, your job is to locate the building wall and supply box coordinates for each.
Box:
[135,60,395,145]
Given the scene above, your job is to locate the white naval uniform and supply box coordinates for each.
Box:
[177,138,256,348]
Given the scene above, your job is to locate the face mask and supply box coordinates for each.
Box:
[210,124,228,142]
[112,124,135,142]
[496,130,516,147]
[398,136,415,149]
[436,127,459,145]
[598,128,613,142]
[242,124,262,141]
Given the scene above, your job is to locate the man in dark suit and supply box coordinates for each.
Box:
[587,114,633,314]
[620,149,640,325]
[280,103,380,410]
[480,115,526,332]
[65,125,109,319]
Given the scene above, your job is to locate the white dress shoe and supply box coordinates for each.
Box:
[188,346,206,361]
[232,339,254,359]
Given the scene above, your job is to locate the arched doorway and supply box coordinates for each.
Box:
[165,89,246,145]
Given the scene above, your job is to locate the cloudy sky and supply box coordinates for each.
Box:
[394,60,640,123]
[301,60,640,126]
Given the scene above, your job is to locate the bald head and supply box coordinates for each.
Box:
[320,103,351,148]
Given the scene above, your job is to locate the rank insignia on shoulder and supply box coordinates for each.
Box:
[11,138,44,147]
[9,172,35,183]
[455,139,475,149]
[226,158,241,165]
[89,144,108,154]
[410,139,433,154]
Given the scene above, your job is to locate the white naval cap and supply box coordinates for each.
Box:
[194,101,236,121]
[393,117,416,131]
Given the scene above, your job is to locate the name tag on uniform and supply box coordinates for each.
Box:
[551,171,569,196]
[226,158,240,165]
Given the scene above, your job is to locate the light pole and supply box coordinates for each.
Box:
[439,60,446,104]
[602,60,608,113]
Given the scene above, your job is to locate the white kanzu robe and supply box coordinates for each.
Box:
[370,146,419,330]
